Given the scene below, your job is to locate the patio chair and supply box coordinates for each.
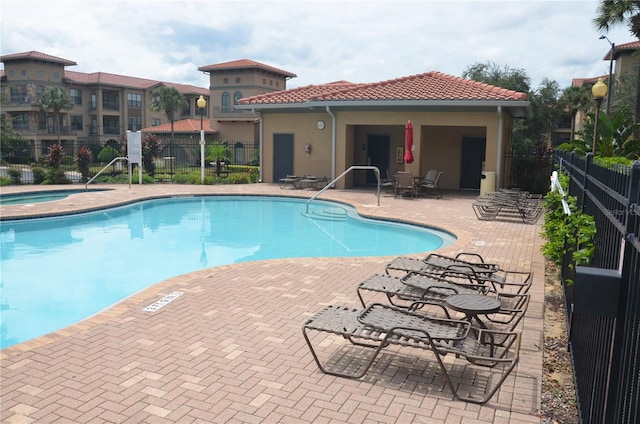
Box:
[419,170,444,198]
[381,169,396,194]
[302,302,521,404]
[394,171,417,198]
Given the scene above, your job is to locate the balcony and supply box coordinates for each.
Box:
[102,101,120,111]
[103,126,121,135]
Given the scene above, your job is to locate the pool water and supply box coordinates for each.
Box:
[0,196,455,348]
[0,189,109,205]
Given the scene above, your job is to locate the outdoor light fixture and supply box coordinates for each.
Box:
[591,78,608,155]
[197,95,207,184]
[599,35,615,114]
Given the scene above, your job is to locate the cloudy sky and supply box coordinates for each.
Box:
[1,0,635,91]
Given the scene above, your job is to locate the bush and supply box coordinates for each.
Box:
[0,176,11,186]
[44,168,71,184]
[8,168,21,184]
[541,172,596,272]
[32,167,46,184]
[76,146,93,182]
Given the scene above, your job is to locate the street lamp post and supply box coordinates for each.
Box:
[196,95,207,184]
[599,35,615,115]
[591,78,608,155]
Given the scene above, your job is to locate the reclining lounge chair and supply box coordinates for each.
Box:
[302,302,521,404]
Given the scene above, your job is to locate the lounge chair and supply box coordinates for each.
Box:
[298,175,329,189]
[472,189,543,224]
[356,273,530,346]
[279,175,301,189]
[394,171,417,198]
[356,272,492,310]
[302,302,521,404]
[385,253,532,295]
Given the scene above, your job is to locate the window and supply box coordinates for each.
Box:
[127,93,142,108]
[233,91,243,106]
[53,72,59,79]
[221,92,230,112]
[21,69,26,76]
[223,77,229,84]
[36,85,44,101]
[38,70,44,77]
[151,118,161,126]
[12,113,29,130]
[90,118,98,135]
[90,93,97,110]
[71,115,83,131]
[235,77,241,83]
[262,78,266,85]
[10,85,27,103]
[128,117,142,131]
[70,88,82,105]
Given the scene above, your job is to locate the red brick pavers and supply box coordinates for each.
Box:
[1,184,544,423]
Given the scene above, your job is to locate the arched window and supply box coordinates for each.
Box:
[221,92,230,112]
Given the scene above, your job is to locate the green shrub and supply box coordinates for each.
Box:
[7,168,21,184]
[44,168,71,184]
[0,176,11,186]
[541,172,596,272]
[32,167,46,184]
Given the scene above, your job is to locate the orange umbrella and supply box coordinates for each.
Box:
[404,120,414,164]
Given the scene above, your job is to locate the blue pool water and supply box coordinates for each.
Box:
[0,189,109,205]
[0,196,455,348]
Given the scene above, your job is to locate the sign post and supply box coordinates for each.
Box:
[127,131,142,186]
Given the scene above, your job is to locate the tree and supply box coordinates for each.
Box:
[150,86,187,175]
[39,86,74,144]
[593,0,640,130]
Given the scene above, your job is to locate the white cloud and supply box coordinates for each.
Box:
[1,0,635,91]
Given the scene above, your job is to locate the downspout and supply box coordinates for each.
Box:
[253,108,263,182]
[326,106,336,182]
[496,106,503,190]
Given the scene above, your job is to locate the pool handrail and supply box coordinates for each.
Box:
[85,157,130,190]
[306,166,380,214]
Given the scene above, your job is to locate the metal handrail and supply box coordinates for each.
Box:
[305,166,381,213]
[85,156,129,190]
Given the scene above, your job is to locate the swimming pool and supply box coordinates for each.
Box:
[0,195,455,348]
[0,189,110,205]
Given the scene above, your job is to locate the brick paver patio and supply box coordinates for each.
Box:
[0,184,545,423]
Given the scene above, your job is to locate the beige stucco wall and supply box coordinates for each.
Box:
[260,108,511,189]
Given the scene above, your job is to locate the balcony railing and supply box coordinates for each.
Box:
[102,101,120,111]
[103,126,121,135]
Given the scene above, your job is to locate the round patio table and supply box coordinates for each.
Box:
[445,293,501,329]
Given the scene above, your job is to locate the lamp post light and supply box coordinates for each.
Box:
[196,95,207,184]
[599,35,615,114]
[591,78,608,155]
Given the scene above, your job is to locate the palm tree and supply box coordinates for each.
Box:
[39,86,74,144]
[150,85,187,175]
[593,0,640,129]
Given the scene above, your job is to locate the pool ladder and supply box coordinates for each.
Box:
[305,166,381,214]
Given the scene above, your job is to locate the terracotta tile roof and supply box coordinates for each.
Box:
[64,70,208,95]
[572,75,608,87]
[604,40,640,60]
[238,71,528,106]
[141,118,217,134]
[198,59,296,78]
[0,50,77,66]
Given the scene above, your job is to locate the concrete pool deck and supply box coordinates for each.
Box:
[1,184,545,423]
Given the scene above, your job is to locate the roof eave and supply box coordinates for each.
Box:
[236,99,532,117]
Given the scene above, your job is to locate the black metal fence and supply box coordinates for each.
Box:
[0,138,260,184]
[554,150,640,424]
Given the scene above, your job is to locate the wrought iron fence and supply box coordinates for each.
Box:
[0,139,260,184]
[554,150,639,424]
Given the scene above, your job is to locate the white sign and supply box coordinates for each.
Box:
[127,131,142,164]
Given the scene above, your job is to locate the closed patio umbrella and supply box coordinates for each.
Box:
[404,120,414,164]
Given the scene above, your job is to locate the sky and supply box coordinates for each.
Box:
[0,0,636,92]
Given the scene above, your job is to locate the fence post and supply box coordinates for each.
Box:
[582,153,593,212]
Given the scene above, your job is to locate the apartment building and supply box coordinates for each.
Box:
[0,51,296,162]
